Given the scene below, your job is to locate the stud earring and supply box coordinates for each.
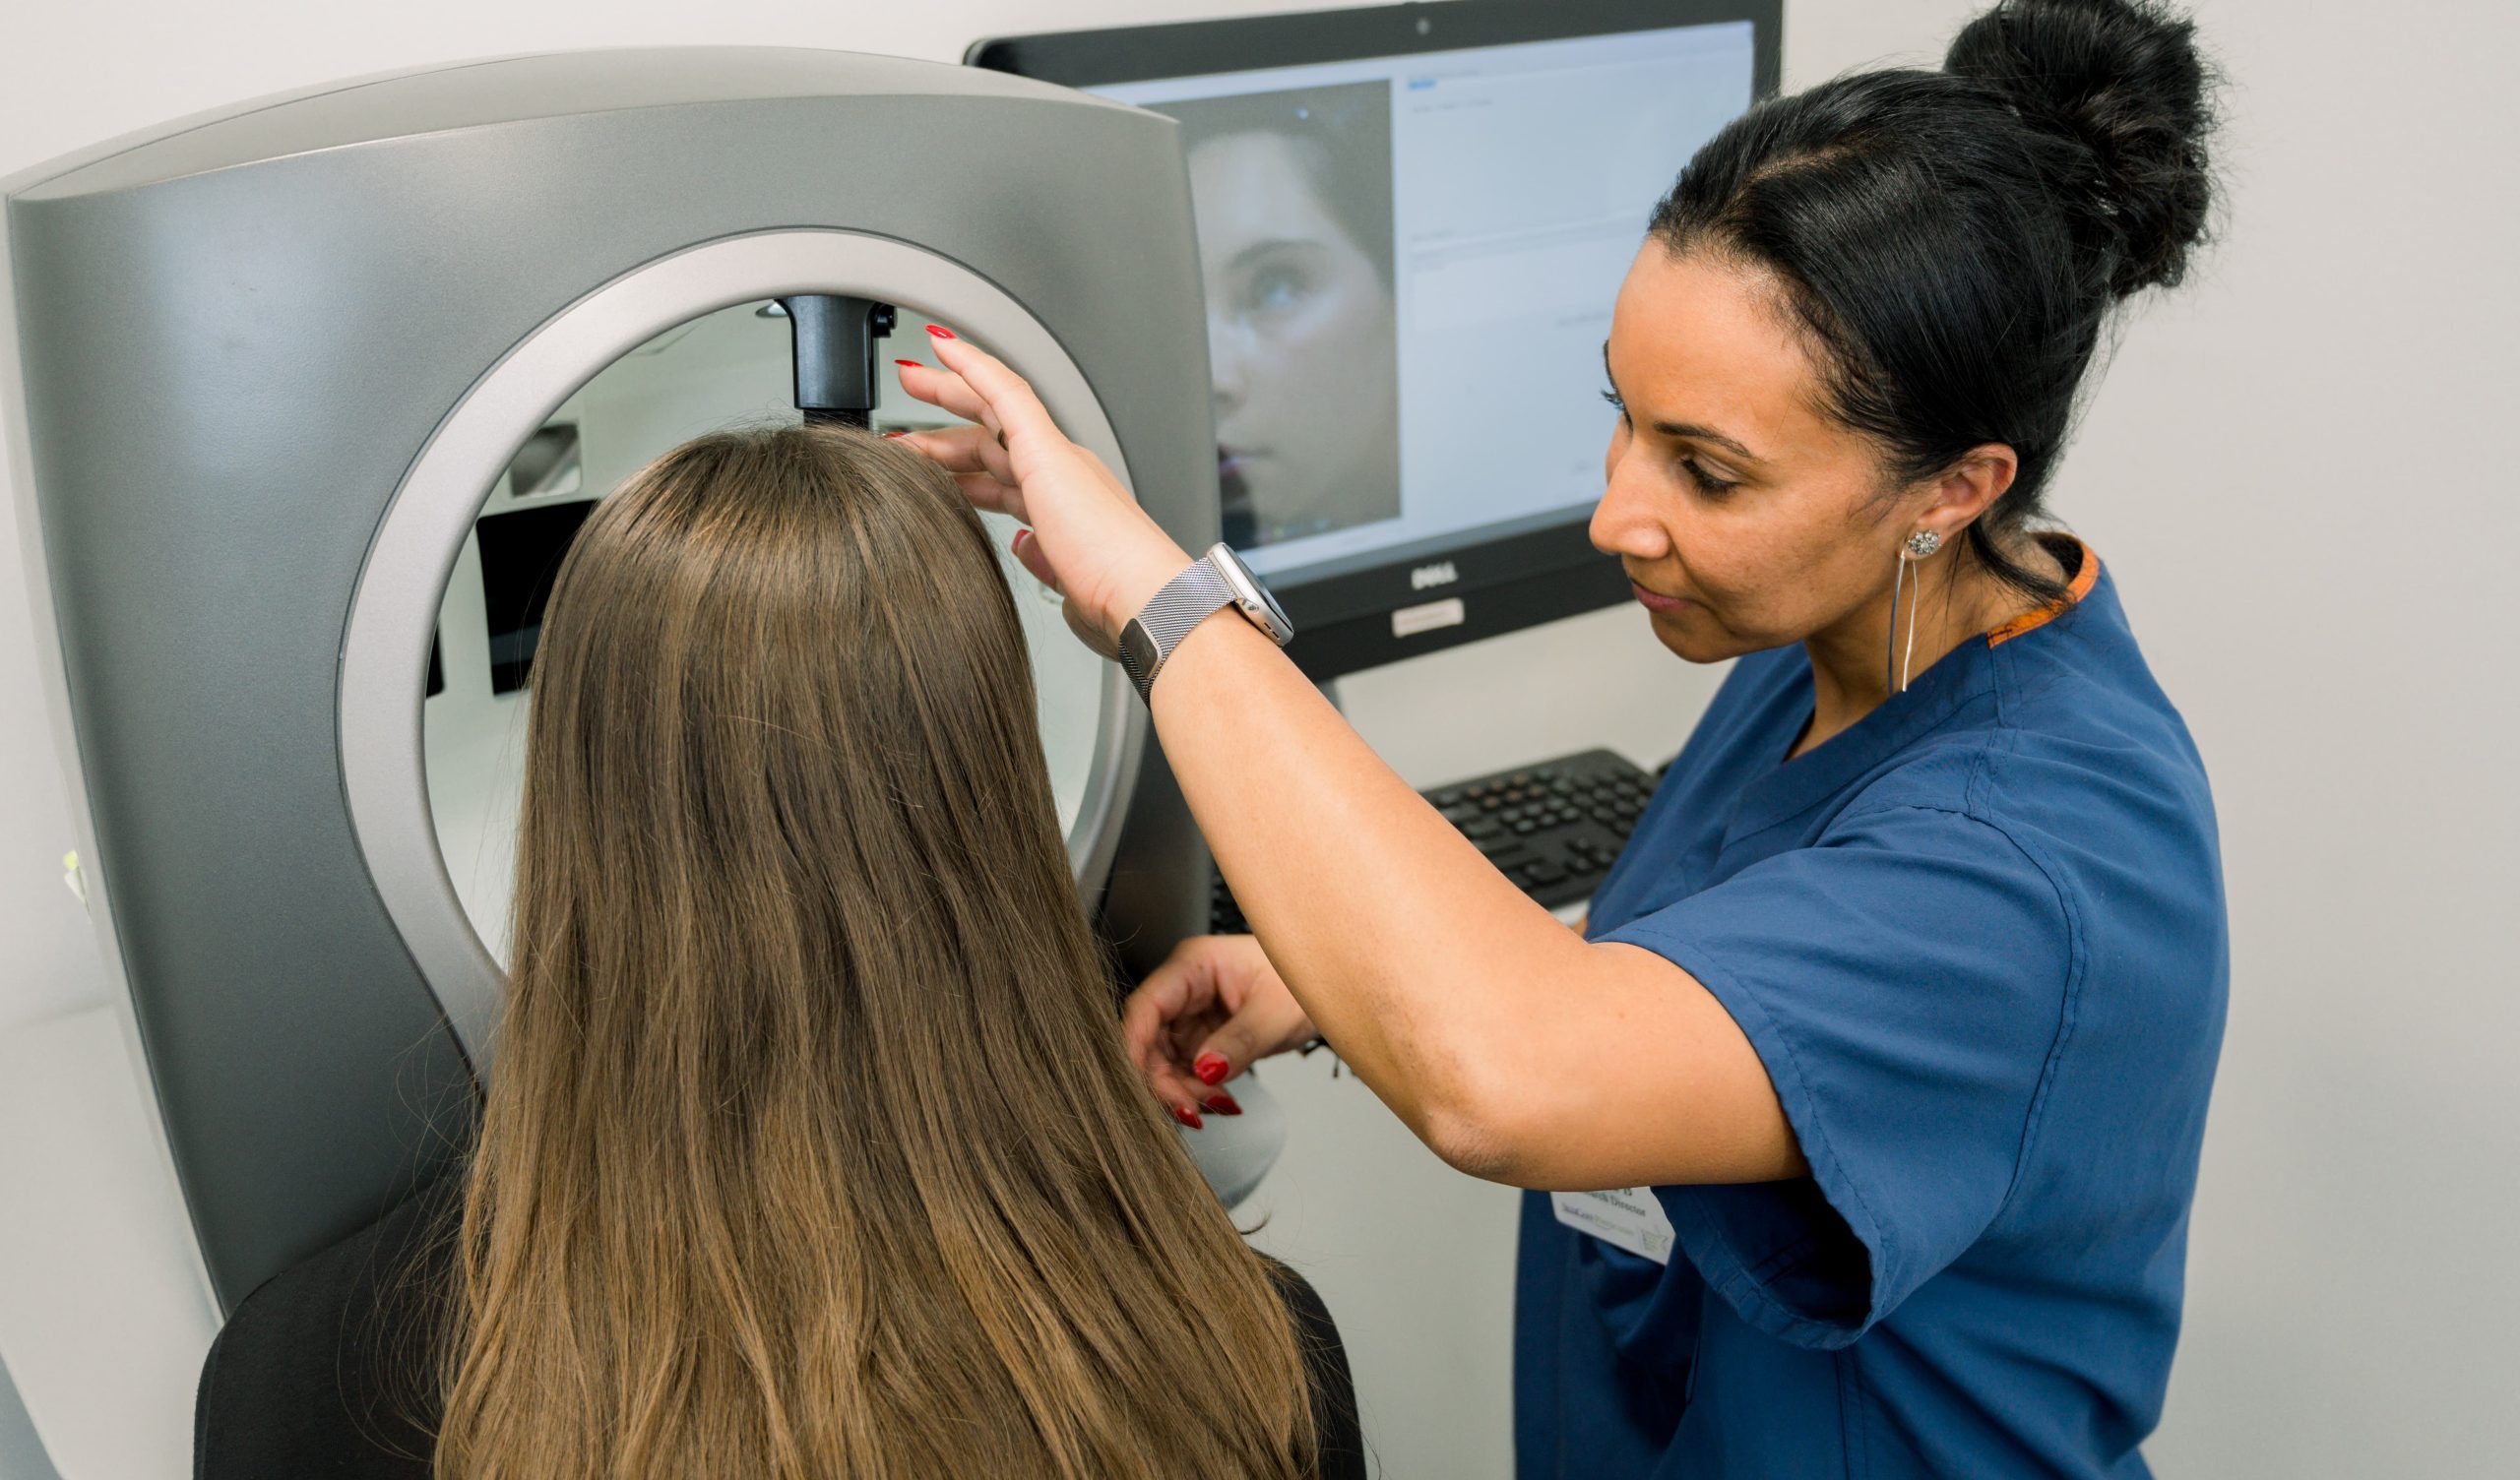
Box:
[1887,529,1942,696]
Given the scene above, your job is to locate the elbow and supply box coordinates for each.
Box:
[1414,1048,1549,1186]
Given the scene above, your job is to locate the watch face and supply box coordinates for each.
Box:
[1206,543,1294,645]
[1249,583,1292,638]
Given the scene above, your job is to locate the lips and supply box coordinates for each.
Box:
[1630,582,1696,615]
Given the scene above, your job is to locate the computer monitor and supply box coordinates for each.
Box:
[973,0,1780,677]
[473,496,599,694]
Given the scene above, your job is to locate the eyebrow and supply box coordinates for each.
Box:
[1601,341,1764,464]
[1228,238,1326,274]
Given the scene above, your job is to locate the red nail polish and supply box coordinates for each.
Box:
[1203,1092,1242,1116]
[894,358,922,369]
[881,430,907,439]
[924,324,956,340]
[1193,1053,1230,1086]
[1168,1103,1204,1130]
[1012,528,1031,550]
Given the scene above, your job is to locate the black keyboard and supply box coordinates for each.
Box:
[1208,747,1657,930]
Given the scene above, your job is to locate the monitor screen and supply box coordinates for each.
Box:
[474,497,598,694]
[1096,23,1755,581]
[975,1,1778,674]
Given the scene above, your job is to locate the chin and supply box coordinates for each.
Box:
[1644,607,1750,665]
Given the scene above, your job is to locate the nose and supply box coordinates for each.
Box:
[1208,312,1247,418]
[1590,434,1670,563]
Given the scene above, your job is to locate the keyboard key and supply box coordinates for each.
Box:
[1207,747,1655,926]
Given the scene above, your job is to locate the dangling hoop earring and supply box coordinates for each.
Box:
[1886,529,1942,696]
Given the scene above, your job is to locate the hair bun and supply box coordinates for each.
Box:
[1947,0,2218,296]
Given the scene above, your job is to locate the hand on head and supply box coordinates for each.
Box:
[892,327,1193,656]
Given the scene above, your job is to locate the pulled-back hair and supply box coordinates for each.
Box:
[434,425,1316,1478]
[1651,0,2220,599]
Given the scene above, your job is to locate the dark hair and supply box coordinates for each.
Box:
[1650,0,2219,599]
[1155,81,1397,288]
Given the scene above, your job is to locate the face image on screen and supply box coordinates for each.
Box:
[1149,83,1401,551]
[1101,23,1757,582]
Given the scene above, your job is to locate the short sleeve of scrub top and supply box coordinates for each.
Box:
[1513,543,2227,1480]
[1603,800,2072,1346]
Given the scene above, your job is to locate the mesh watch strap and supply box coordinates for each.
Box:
[1119,557,1236,704]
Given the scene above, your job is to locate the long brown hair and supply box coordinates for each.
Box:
[435,425,1316,1478]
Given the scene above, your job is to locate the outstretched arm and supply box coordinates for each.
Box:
[899,330,1800,1190]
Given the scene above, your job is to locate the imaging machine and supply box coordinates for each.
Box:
[0,47,1228,1471]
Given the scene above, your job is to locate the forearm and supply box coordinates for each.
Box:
[1146,611,1591,1162]
[896,332,1792,1185]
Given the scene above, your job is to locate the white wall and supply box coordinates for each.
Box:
[3,1,2514,1477]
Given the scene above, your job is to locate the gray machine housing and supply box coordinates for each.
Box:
[3,49,1218,1309]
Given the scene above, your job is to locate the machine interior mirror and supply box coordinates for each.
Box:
[422,299,1106,967]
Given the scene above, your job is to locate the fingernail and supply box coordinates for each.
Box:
[894,358,923,369]
[1203,1092,1242,1116]
[881,429,907,439]
[1168,1103,1204,1130]
[925,324,956,340]
[1012,528,1031,550]
[1193,1052,1230,1086]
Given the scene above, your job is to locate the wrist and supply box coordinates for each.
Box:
[1111,540,1294,704]
[1102,542,1195,644]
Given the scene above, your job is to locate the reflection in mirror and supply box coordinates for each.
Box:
[423,301,1106,966]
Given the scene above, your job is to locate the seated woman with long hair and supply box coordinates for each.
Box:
[194,425,1363,1480]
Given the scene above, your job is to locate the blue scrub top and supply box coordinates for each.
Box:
[1514,542,2226,1478]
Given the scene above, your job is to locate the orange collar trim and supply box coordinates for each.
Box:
[1984,537,2101,648]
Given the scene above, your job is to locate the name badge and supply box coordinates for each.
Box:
[1550,1187,1675,1264]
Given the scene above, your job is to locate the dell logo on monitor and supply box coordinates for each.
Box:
[1410,561,1459,591]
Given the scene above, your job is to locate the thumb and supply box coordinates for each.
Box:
[1189,1010,1286,1089]
[1060,593,1120,662]
[1011,526,1061,591]
[1013,526,1119,660]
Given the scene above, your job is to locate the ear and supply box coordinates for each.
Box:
[1913,444,2018,546]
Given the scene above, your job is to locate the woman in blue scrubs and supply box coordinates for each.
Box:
[898,0,2227,1473]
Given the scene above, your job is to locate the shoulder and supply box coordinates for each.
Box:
[1265,1263,1366,1480]
[1835,574,2223,987]
[1993,564,2210,793]
[195,1177,454,1480]
[1867,572,2212,842]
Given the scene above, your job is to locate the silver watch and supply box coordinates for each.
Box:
[1117,542,1294,704]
